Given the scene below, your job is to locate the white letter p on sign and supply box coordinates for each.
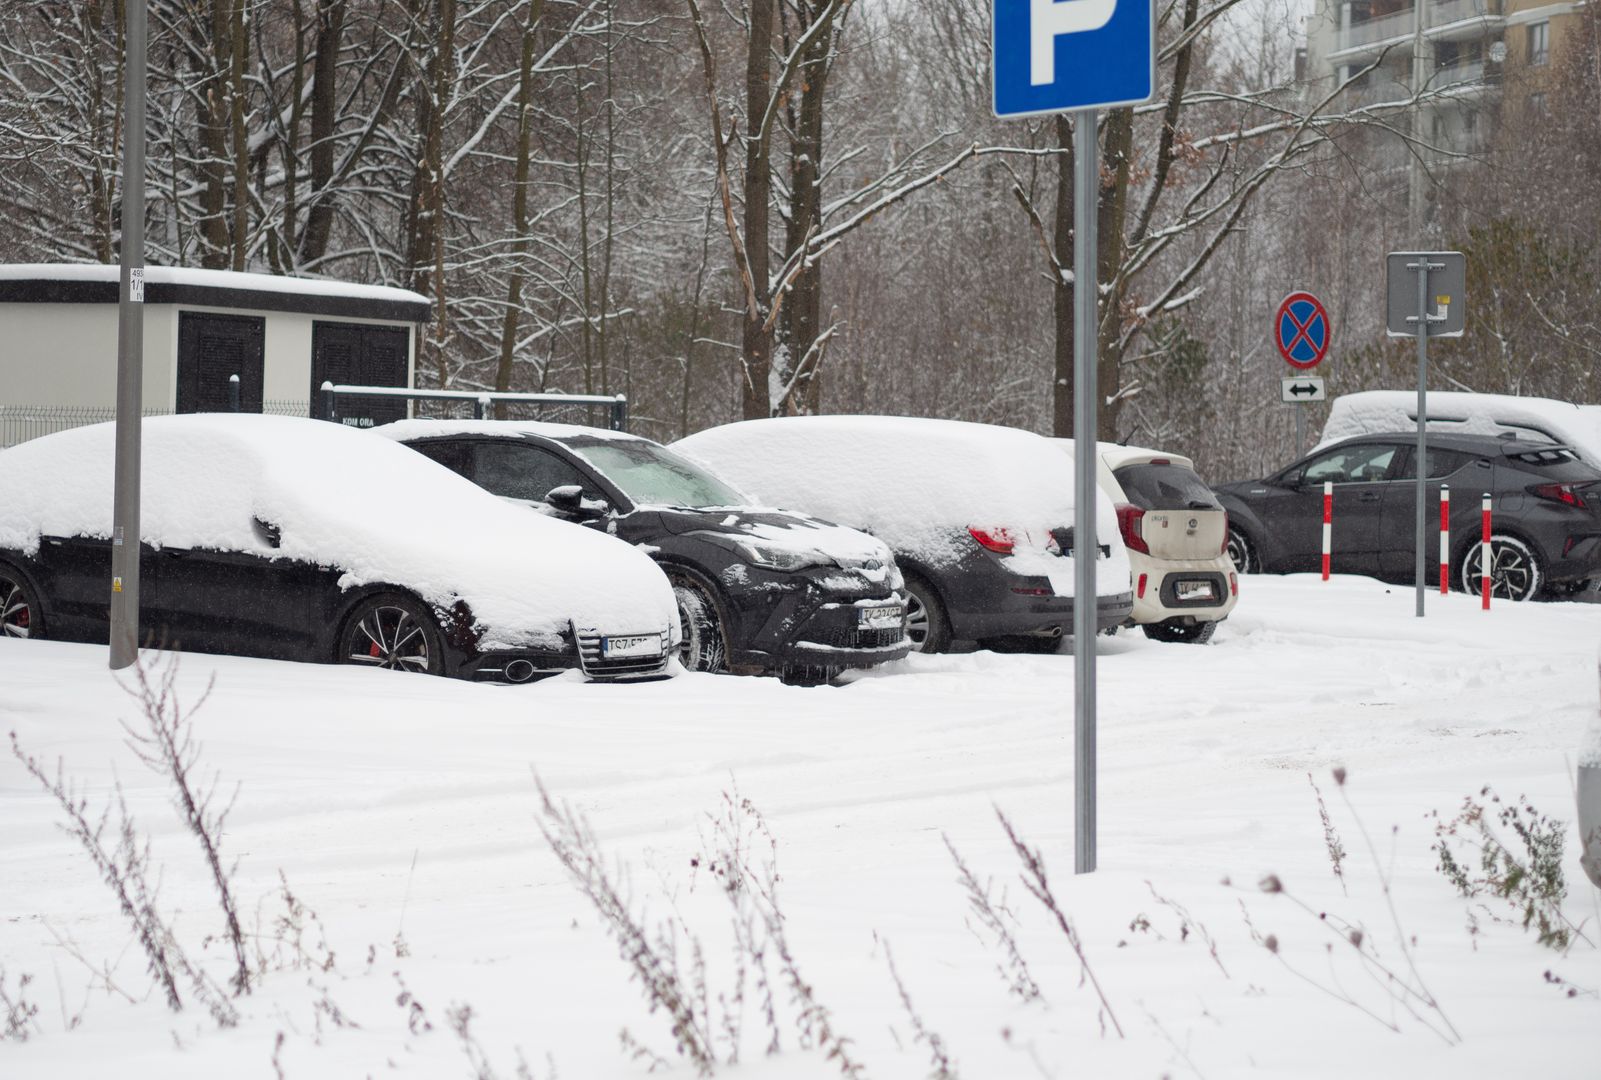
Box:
[1031,0,1118,85]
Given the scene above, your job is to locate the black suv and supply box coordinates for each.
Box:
[1215,432,1601,600]
[379,421,910,681]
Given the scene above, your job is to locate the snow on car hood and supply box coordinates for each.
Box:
[1321,390,1601,468]
[0,416,677,650]
[674,416,1131,597]
[656,506,893,564]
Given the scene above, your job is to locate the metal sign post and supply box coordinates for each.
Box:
[109,0,147,670]
[1386,251,1465,618]
[995,0,1154,875]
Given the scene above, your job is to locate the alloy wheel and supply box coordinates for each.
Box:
[347,604,433,670]
[0,575,34,638]
[1460,536,1542,602]
[904,589,930,651]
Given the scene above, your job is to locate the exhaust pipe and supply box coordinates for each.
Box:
[503,659,536,683]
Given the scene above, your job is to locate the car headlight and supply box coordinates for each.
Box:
[730,537,830,572]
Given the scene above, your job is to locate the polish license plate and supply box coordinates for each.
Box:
[858,604,904,630]
[602,633,662,658]
[1176,580,1216,602]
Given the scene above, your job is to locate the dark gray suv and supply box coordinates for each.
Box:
[1215,432,1601,600]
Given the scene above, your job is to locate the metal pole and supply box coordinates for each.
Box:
[1295,402,1306,455]
[1414,259,1429,617]
[108,0,146,670]
[228,373,240,412]
[1072,107,1098,875]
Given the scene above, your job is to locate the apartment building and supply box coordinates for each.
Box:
[1303,0,1588,219]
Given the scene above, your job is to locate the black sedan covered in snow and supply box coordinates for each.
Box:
[1214,432,1601,600]
[0,415,680,680]
[378,420,910,683]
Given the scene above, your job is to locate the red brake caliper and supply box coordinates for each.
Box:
[370,640,381,658]
[15,609,26,629]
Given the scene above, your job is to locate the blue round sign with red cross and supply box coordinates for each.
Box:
[1275,291,1331,370]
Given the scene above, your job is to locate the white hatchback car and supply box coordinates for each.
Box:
[1056,441,1237,643]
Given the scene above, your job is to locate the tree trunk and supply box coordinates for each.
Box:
[741,0,775,419]
[297,0,345,266]
[228,0,248,270]
[1096,107,1135,438]
[494,1,544,418]
[781,2,833,415]
[1052,114,1075,437]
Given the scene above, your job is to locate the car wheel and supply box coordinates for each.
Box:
[1459,534,1544,602]
[1226,526,1257,574]
[672,578,727,673]
[338,593,444,674]
[1141,618,1218,645]
[903,575,951,654]
[0,566,43,639]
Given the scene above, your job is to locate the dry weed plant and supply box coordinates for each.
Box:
[1308,771,1347,895]
[993,809,1125,1038]
[942,834,1042,1003]
[1141,883,1230,979]
[0,967,40,1042]
[1243,768,1460,1045]
[535,777,862,1077]
[882,941,959,1080]
[1430,785,1590,953]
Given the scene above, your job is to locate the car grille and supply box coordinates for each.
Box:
[805,625,905,651]
[573,629,672,679]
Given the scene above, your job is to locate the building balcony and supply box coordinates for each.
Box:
[1329,0,1505,61]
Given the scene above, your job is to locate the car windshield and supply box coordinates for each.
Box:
[567,438,747,509]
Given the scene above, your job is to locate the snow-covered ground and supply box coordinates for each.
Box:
[2,575,1598,1078]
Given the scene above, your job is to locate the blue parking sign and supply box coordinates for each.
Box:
[993,0,1155,118]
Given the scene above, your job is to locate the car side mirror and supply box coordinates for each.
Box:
[546,485,610,519]
[252,516,282,549]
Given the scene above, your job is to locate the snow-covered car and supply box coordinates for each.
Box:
[1322,390,1601,468]
[674,417,1133,653]
[374,419,910,684]
[1054,441,1236,643]
[0,415,679,681]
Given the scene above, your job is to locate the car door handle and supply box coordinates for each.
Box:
[1358,492,1381,503]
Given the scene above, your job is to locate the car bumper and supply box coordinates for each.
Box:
[737,594,911,671]
[956,589,1134,638]
[1128,555,1239,625]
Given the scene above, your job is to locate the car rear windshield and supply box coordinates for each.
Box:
[1112,462,1222,511]
[1504,446,1601,484]
[567,438,747,509]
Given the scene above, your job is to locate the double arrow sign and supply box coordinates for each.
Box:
[1280,376,1326,402]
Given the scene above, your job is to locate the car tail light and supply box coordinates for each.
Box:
[969,526,1016,555]
[1530,482,1587,509]
[1136,572,1148,599]
[1221,510,1230,555]
[1115,503,1148,554]
[1150,458,1171,466]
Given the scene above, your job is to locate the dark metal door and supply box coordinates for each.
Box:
[177,312,265,413]
[311,322,410,426]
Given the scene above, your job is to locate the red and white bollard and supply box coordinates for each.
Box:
[1440,484,1450,594]
[1481,493,1492,610]
[1321,481,1333,581]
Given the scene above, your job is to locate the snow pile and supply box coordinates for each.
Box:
[0,262,429,306]
[375,418,637,444]
[675,416,1130,596]
[1321,390,1601,466]
[0,415,676,648]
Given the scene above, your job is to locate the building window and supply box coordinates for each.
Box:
[1529,91,1546,115]
[1528,21,1549,66]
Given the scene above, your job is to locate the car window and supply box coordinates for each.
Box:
[1396,448,1478,479]
[1111,462,1221,510]
[408,439,473,478]
[566,438,747,509]
[1300,444,1401,485]
[473,442,589,503]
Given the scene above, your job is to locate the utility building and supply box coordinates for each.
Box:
[0,264,430,446]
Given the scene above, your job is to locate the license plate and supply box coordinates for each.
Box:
[602,633,662,658]
[858,604,904,630]
[1176,580,1216,602]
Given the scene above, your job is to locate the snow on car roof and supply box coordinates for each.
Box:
[1321,390,1601,467]
[0,415,674,649]
[373,418,643,444]
[0,262,429,306]
[675,416,1086,562]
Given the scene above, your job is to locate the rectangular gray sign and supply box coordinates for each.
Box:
[1386,251,1465,338]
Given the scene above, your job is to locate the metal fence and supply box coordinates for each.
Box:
[0,400,309,449]
[317,384,630,432]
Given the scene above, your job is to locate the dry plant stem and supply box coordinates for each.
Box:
[944,833,1043,1002]
[995,809,1125,1038]
[119,652,250,995]
[533,774,716,1075]
[1334,787,1461,1043]
[884,942,959,1080]
[1145,883,1229,979]
[1308,772,1348,896]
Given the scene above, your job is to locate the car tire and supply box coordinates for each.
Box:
[1226,526,1258,574]
[671,577,727,673]
[903,574,951,654]
[1459,534,1543,602]
[1141,618,1218,645]
[337,592,445,675]
[0,564,44,640]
